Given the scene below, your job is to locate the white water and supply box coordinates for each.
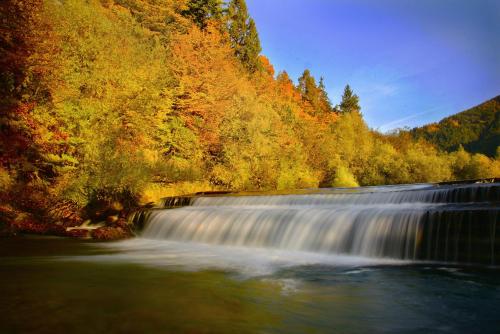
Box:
[139,183,500,263]
[142,204,430,259]
[87,238,409,276]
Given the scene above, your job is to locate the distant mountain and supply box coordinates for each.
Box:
[410,95,500,157]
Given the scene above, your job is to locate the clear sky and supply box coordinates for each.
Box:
[245,0,500,132]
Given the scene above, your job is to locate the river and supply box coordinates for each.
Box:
[1,183,499,333]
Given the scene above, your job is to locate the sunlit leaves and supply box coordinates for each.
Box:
[2,0,499,219]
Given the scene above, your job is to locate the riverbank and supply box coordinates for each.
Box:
[2,178,498,241]
[0,204,135,241]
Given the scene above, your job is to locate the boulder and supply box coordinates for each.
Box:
[91,226,132,241]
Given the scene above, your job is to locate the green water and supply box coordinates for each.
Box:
[1,236,499,334]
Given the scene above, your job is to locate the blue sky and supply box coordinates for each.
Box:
[246,0,500,132]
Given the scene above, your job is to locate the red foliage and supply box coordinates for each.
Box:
[12,219,66,236]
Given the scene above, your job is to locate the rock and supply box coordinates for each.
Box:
[111,218,130,230]
[46,224,67,236]
[65,229,91,238]
[91,226,131,241]
[12,219,67,236]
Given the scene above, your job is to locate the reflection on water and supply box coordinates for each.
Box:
[1,237,500,334]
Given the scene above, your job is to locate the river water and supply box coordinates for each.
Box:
[1,183,500,333]
[1,237,499,333]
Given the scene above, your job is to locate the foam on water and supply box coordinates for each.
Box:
[63,238,410,277]
[134,183,500,265]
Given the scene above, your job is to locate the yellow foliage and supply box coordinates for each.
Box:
[4,0,497,216]
[141,181,216,204]
[0,167,13,192]
[332,166,359,188]
[426,124,440,132]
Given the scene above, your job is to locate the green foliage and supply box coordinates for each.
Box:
[226,0,262,72]
[318,78,332,111]
[298,70,333,114]
[411,95,500,157]
[339,84,360,114]
[182,0,223,29]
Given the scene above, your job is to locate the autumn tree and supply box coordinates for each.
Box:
[275,71,304,112]
[276,72,295,97]
[0,0,59,181]
[170,24,244,160]
[339,84,360,114]
[298,70,317,101]
[226,0,262,72]
[3,0,499,229]
[298,70,332,115]
[115,0,190,41]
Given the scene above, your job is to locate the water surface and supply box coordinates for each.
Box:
[1,236,499,334]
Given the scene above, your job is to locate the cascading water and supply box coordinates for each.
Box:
[138,183,500,265]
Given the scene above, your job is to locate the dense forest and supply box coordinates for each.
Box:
[411,96,500,157]
[1,0,499,235]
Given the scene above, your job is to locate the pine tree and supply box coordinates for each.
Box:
[339,84,360,114]
[182,0,223,29]
[318,77,326,91]
[226,0,262,72]
[318,77,333,113]
[298,70,332,114]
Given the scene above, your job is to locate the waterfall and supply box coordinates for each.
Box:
[139,183,500,265]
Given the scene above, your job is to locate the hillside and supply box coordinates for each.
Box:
[411,96,500,157]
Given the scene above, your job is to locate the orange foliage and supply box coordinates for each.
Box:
[170,24,244,152]
[258,55,275,77]
[276,72,301,101]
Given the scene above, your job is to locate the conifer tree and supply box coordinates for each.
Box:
[318,77,326,91]
[226,0,262,72]
[318,77,333,113]
[298,70,332,114]
[182,0,223,29]
[339,84,360,114]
